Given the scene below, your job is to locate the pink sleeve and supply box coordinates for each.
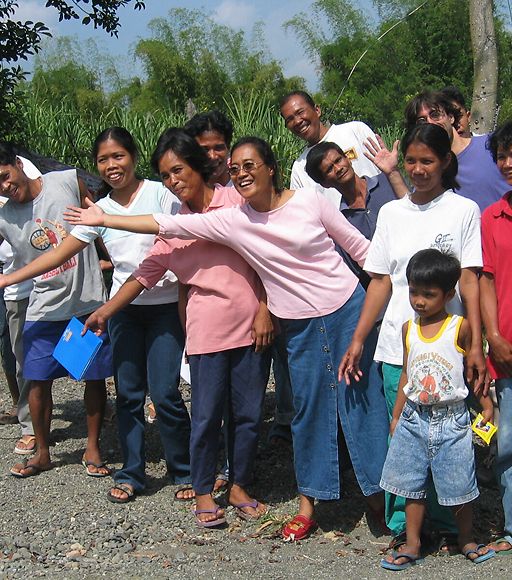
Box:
[316,192,370,266]
[132,238,176,289]
[481,208,495,275]
[154,210,233,244]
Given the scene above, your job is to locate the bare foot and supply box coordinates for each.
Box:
[194,494,225,524]
[213,477,228,493]
[174,486,196,501]
[461,541,493,561]
[82,447,110,476]
[10,458,52,478]
[109,483,135,502]
[382,541,420,566]
[14,435,36,454]
[227,484,267,519]
[489,538,512,553]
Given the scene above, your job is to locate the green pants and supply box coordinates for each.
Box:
[382,363,457,537]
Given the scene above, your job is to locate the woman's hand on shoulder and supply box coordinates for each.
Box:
[63,197,105,227]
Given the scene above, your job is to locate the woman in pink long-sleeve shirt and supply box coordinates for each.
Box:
[65,136,389,542]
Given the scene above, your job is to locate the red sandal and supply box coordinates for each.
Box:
[282,514,317,541]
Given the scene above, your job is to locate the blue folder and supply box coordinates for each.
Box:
[52,317,103,381]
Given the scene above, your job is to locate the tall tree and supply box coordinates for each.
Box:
[0,0,144,138]
[469,0,498,132]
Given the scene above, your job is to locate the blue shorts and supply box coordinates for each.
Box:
[380,400,479,507]
[23,317,113,381]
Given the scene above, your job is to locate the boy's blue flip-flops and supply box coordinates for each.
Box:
[463,544,495,564]
[380,551,423,571]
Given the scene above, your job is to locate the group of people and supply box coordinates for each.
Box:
[0,85,512,570]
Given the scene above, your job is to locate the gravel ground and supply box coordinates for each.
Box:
[0,373,511,579]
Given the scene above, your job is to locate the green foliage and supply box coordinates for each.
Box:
[287,0,512,129]
[18,91,301,185]
[126,8,305,114]
[0,0,144,140]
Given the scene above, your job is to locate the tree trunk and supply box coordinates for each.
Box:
[469,0,498,133]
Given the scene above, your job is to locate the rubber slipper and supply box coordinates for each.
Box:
[490,535,512,556]
[10,459,52,478]
[193,507,226,528]
[107,483,135,504]
[463,544,495,564]
[81,458,112,478]
[231,499,267,521]
[174,486,195,502]
[282,514,317,541]
[0,409,19,425]
[14,436,36,455]
[380,551,423,571]
[388,531,408,551]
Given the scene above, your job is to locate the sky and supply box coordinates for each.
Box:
[12,0,375,91]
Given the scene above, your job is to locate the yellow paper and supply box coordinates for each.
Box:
[471,413,497,445]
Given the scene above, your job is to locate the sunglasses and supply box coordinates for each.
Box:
[227,161,265,177]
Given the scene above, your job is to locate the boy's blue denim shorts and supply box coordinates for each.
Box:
[380,399,479,507]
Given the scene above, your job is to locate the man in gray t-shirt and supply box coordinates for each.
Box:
[0,141,112,478]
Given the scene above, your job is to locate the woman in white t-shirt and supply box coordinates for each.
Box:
[338,123,486,548]
[0,128,191,503]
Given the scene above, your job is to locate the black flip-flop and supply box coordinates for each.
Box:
[107,483,135,504]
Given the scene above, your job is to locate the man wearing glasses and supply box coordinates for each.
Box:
[404,90,508,212]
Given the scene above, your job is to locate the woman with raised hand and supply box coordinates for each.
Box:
[0,127,191,502]
[65,135,389,541]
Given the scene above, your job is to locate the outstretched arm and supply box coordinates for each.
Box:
[0,235,88,289]
[64,198,159,234]
[83,276,145,335]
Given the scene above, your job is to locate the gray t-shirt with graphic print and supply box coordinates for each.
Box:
[0,170,106,321]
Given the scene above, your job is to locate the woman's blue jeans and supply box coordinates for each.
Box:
[108,302,191,491]
[279,285,389,500]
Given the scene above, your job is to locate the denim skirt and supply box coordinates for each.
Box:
[279,284,389,500]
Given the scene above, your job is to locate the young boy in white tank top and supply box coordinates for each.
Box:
[380,249,494,570]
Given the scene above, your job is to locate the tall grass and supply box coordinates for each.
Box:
[19,92,402,185]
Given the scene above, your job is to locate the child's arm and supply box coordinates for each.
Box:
[458,318,494,425]
[64,198,159,234]
[390,322,409,435]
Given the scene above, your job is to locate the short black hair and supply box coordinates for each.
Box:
[406,249,461,293]
[184,110,233,147]
[151,128,214,182]
[487,121,512,163]
[92,127,138,163]
[0,141,18,166]
[279,90,316,111]
[440,86,467,110]
[404,90,462,131]
[305,141,345,185]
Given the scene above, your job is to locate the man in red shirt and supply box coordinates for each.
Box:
[480,121,512,555]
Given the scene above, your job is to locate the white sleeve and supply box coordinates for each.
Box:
[158,184,181,215]
[290,161,305,189]
[363,209,391,275]
[70,224,100,244]
[460,204,483,268]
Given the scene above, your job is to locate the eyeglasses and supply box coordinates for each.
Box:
[227,161,265,177]
[416,109,447,124]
